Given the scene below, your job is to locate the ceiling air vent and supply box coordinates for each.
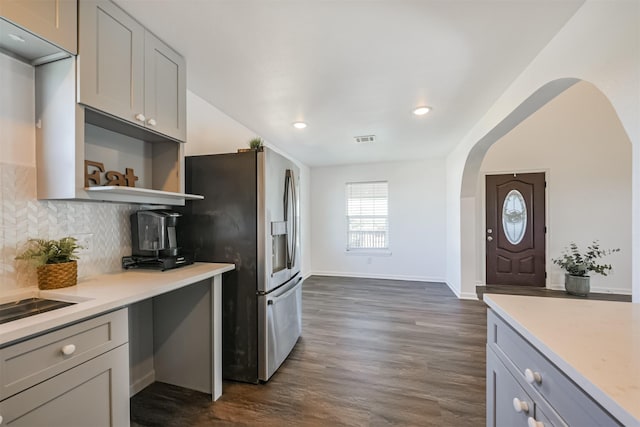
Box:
[353,135,376,144]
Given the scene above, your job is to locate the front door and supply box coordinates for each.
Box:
[486,173,545,286]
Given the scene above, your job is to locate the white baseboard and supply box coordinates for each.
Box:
[129,370,155,397]
[444,282,478,300]
[307,270,446,283]
[547,284,631,295]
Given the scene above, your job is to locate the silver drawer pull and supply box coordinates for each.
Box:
[525,368,542,384]
[512,397,529,413]
[528,417,544,427]
[61,344,76,356]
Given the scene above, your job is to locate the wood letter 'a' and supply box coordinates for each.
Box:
[105,171,126,186]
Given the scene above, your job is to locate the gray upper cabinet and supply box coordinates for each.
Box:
[0,0,78,55]
[78,0,186,142]
[78,0,145,130]
[144,31,187,142]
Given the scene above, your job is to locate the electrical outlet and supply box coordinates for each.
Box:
[74,233,94,256]
[367,257,372,265]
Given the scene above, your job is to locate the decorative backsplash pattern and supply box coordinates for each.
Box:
[0,163,136,290]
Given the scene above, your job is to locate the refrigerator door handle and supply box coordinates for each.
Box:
[284,169,294,269]
[292,171,298,268]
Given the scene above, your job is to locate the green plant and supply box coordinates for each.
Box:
[248,137,263,150]
[552,241,619,277]
[15,237,82,267]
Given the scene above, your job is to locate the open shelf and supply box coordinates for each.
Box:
[85,186,203,201]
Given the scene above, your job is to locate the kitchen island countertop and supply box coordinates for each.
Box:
[0,262,235,346]
[484,294,640,426]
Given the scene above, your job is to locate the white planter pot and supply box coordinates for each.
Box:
[565,274,590,296]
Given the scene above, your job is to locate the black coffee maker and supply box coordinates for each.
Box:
[122,210,193,271]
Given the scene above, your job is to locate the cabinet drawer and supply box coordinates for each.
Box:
[0,308,128,400]
[488,346,566,427]
[0,344,130,426]
[487,310,621,426]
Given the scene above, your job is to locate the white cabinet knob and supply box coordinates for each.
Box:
[528,417,544,427]
[512,397,529,413]
[61,344,76,356]
[525,368,542,384]
[147,118,157,126]
[135,113,146,122]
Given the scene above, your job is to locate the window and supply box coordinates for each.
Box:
[346,181,389,250]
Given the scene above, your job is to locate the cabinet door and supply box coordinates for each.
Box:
[0,0,77,54]
[487,347,534,427]
[144,31,186,142]
[0,344,129,427]
[78,0,145,127]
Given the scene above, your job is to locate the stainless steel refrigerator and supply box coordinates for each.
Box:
[180,148,302,383]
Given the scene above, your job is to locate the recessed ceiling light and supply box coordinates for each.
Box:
[413,106,431,116]
[292,121,307,129]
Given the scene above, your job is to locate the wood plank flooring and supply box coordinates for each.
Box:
[131,276,488,426]
[477,284,631,302]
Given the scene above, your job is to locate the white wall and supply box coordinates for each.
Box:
[185,90,312,279]
[479,82,631,294]
[310,159,447,282]
[0,53,135,290]
[445,0,640,301]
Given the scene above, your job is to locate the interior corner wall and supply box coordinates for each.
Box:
[479,82,632,294]
[185,90,312,279]
[310,159,447,283]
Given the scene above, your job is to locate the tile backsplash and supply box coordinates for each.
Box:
[0,162,136,290]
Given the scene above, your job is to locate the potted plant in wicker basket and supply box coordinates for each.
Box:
[552,241,619,296]
[15,237,82,290]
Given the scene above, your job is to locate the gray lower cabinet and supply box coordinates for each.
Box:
[0,0,77,54]
[487,346,564,427]
[486,309,621,427]
[78,0,186,142]
[0,309,130,426]
[0,344,129,426]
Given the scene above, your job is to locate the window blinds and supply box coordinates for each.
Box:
[345,181,389,250]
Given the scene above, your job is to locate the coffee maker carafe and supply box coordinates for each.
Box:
[123,210,193,270]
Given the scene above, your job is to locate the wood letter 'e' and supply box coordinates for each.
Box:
[85,160,105,187]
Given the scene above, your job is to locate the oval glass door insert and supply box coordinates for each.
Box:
[502,189,527,245]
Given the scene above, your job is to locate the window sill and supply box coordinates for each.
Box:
[344,250,392,257]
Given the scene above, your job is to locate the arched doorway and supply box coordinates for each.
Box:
[459,78,633,298]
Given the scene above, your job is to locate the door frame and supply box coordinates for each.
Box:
[480,168,550,287]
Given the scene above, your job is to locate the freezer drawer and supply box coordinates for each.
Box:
[258,275,303,381]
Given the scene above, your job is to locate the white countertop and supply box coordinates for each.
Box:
[484,294,640,426]
[0,262,235,346]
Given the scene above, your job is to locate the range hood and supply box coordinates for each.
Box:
[0,18,70,65]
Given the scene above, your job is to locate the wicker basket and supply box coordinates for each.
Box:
[36,261,78,290]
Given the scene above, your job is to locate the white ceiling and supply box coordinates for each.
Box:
[114,0,584,167]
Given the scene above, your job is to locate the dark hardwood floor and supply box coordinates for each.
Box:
[131,276,488,426]
[477,284,631,302]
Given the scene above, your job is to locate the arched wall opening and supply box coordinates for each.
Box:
[459,78,634,298]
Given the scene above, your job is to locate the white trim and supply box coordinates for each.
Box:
[344,250,392,256]
[308,270,446,283]
[130,369,155,397]
[445,281,479,300]
[547,284,632,295]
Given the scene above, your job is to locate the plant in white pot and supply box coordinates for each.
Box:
[552,241,619,296]
[15,237,82,290]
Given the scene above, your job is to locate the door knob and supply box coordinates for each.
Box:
[487,236,493,242]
